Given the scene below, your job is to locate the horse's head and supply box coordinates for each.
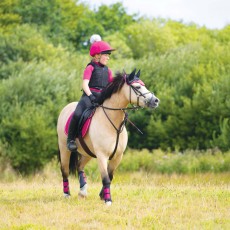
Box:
[124,69,160,109]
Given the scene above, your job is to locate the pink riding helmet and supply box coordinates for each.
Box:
[90,41,115,57]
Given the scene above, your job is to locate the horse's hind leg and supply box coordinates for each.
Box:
[78,155,91,198]
[59,145,71,197]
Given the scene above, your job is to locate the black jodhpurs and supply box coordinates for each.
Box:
[67,92,100,141]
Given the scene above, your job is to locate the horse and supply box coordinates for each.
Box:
[57,69,160,205]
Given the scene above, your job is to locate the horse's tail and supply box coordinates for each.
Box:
[57,147,78,176]
[69,151,79,175]
[57,145,61,163]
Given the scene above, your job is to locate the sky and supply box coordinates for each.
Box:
[84,0,230,29]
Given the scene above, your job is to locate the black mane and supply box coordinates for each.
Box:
[98,72,125,104]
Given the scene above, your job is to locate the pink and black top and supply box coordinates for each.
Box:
[83,61,113,93]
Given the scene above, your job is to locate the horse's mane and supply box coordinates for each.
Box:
[98,72,125,105]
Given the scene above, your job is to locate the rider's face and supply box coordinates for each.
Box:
[99,53,110,65]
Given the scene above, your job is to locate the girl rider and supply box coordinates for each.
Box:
[67,35,116,152]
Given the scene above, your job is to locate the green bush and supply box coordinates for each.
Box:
[0,1,229,174]
[118,149,230,174]
[0,58,84,174]
[0,24,68,65]
[0,102,56,174]
[127,40,230,151]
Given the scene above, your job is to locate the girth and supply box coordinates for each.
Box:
[78,110,128,160]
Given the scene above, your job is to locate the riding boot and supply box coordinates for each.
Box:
[67,116,78,152]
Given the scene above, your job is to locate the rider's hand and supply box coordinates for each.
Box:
[89,94,98,106]
[89,94,96,103]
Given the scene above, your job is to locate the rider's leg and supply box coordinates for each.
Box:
[67,95,91,152]
[67,112,79,152]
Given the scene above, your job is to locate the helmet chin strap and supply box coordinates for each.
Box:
[94,54,102,63]
[97,54,108,66]
[98,54,102,63]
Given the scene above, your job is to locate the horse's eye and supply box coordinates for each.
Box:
[135,86,141,90]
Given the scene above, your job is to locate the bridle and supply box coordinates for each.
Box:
[100,80,153,111]
[129,84,154,108]
[99,80,154,134]
[80,78,152,160]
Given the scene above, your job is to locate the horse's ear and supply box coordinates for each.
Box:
[136,69,141,78]
[128,68,136,82]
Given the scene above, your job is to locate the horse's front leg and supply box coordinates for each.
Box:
[97,155,112,205]
[107,152,123,182]
[78,155,91,198]
[99,152,124,200]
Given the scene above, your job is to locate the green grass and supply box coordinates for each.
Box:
[0,167,229,229]
[118,149,230,174]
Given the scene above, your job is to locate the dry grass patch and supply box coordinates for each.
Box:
[0,172,229,229]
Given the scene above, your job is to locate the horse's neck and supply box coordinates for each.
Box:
[104,91,129,109]
[102,93,128,123]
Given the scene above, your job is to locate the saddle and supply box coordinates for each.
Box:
[64,106,122,160]
[65,107,96,138]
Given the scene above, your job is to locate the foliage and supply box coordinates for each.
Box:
[94,2,136,34]
[118,149,230,174]
[0,0,21,30]
[0,58,84,174]
[0,0,229,174]
[73,2,137,51]
[124,19,177,58]
[0,24,65,67]
[14,0,87,47]
[127,34,230,151]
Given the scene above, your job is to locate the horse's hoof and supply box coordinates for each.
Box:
[78,184,88,198]
[64,193,70,198]
[105,200,112,206]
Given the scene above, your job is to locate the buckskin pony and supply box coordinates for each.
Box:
[57,69,160,205]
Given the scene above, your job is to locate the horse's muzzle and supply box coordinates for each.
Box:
[146,94,160,108]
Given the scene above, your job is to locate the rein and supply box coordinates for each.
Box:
[100,105,143,134]
[102,106,128,133]
[99,105,142,111]
[79,109,128,160]
[79,82,147,160]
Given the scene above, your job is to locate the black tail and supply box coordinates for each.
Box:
[58,147,61,163]
[58,147,78,176]
[69,151,79,175]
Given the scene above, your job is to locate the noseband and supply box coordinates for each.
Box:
[129,83,153,108]
[81,74,155,160]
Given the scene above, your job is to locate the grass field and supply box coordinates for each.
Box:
[0,166,229,230]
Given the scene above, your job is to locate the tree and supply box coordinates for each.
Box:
[14,0,87,47]
[0,0,21,30]
[74,2,137,51]
[95,2,136,34]
[124,19,176,58]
